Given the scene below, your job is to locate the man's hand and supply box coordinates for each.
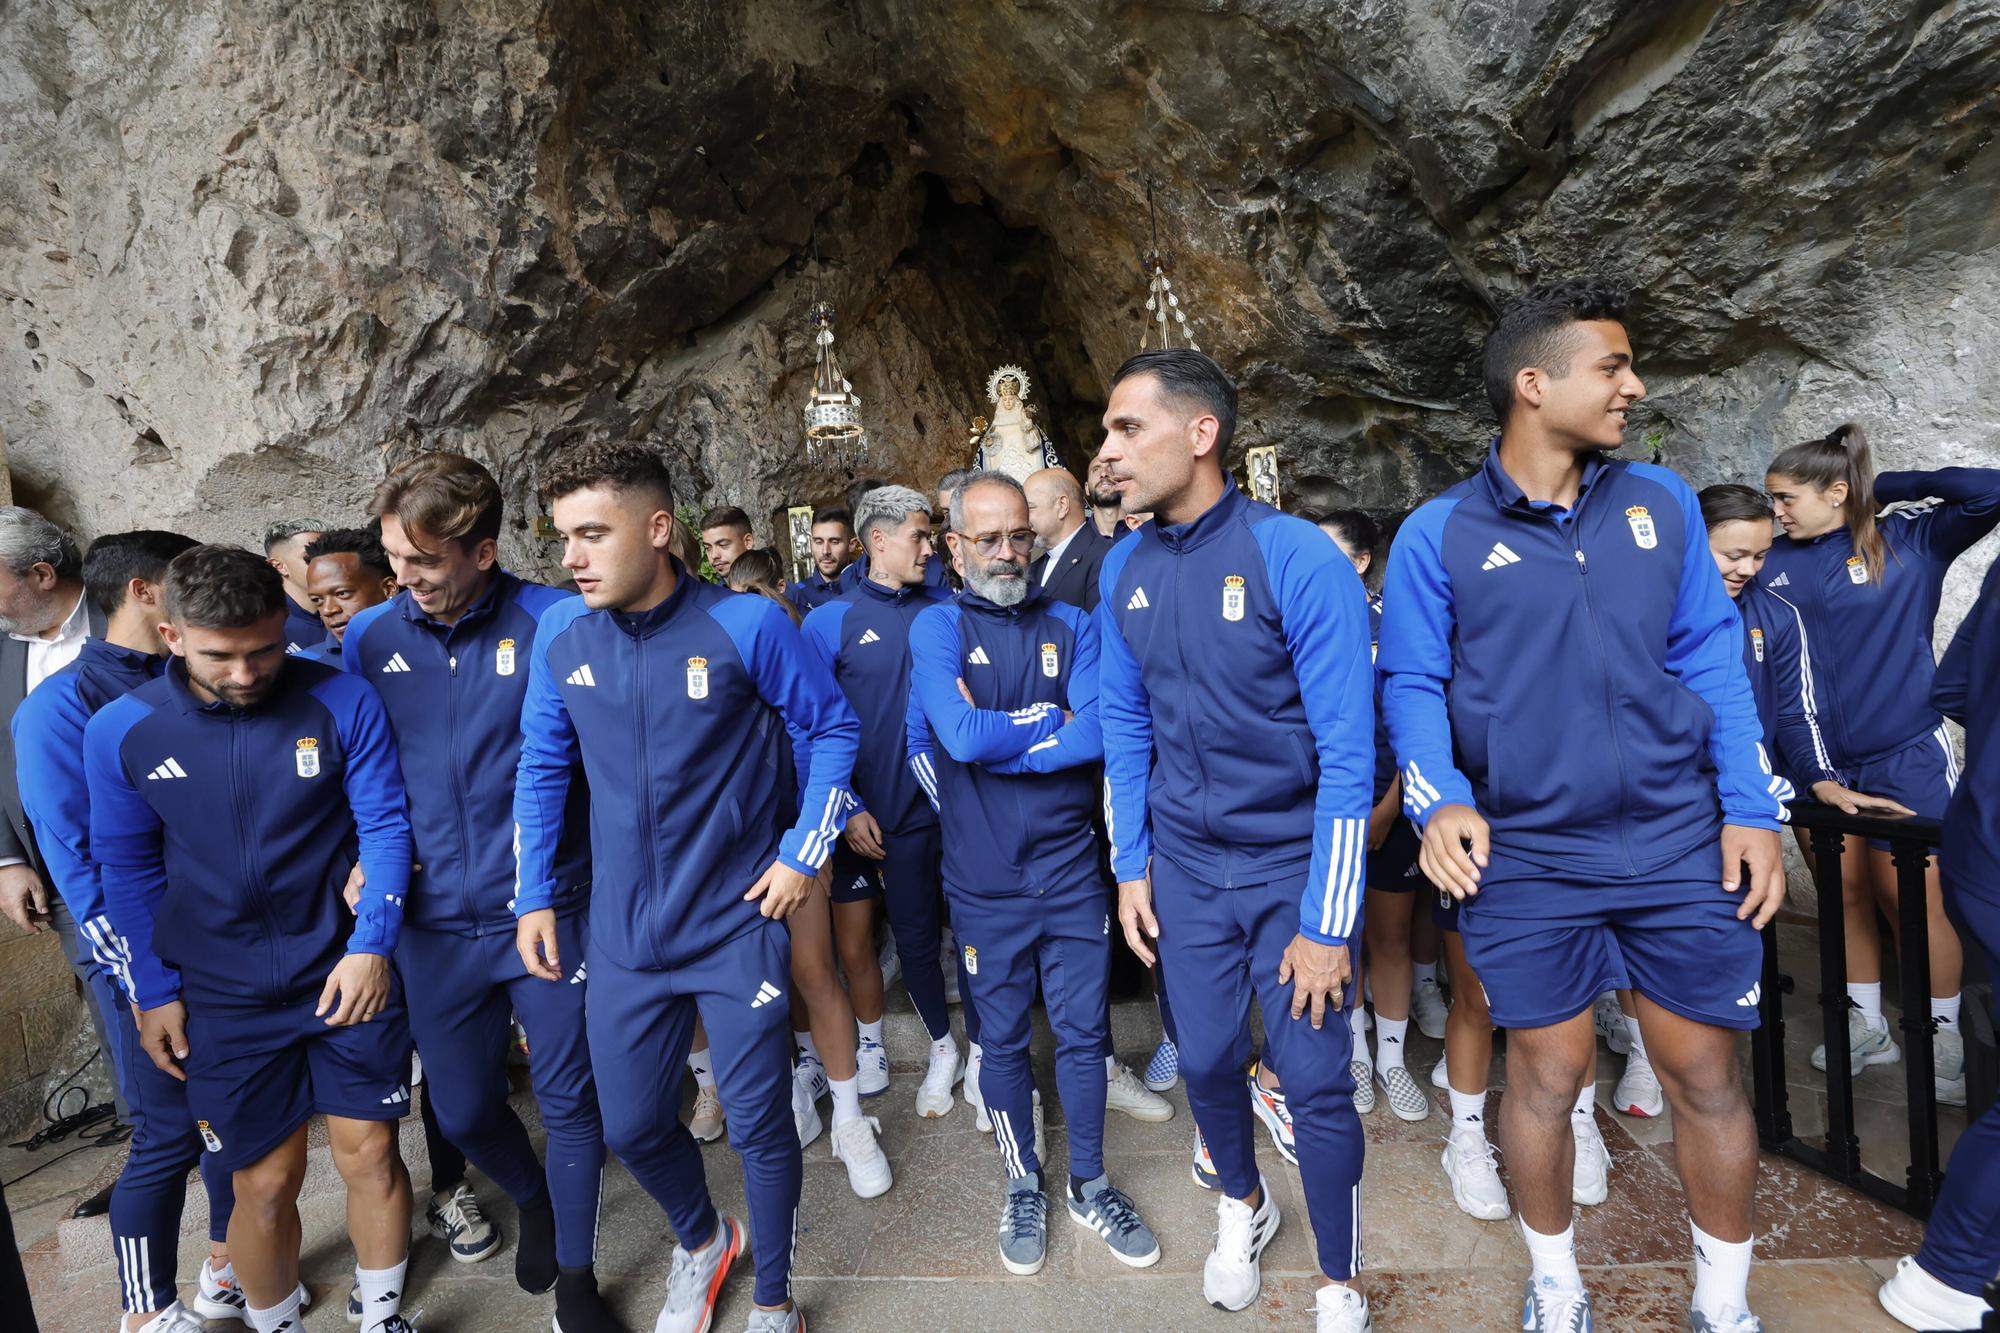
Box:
[0,864,50,934]
[1367,794,1399,852]
[138,1000,190,1080]
[343,862,365,913]
[516,908,562,981]
[1279,935,1353,1029]
[1809,781,1918,820]
[316,952,391,1026]
[1117,876,1159,966]
[745,860,815,920]
[844,810,887,860]
[1721,823,1786,929]
[1417,804,1489,900]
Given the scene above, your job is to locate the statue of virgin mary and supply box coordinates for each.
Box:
[970,364,1060,483]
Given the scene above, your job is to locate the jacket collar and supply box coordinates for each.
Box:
[77,637,162,673]
[610,560,700,640]
[852,569,932,606]
[1479,438,1610,518]
[1155,479,1247,554]
[957,578,1045,620]
[397,569,518,630]
[163,654,298,718]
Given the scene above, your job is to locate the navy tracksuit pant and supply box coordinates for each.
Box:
[1152,856,1365,1281]
[1919,876,2000,1295]
[952,880,1110,1183]
[588,921,801,1308]
[399,915,604,1268]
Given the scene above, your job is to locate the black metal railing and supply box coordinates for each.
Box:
[1750,798,1946,1218]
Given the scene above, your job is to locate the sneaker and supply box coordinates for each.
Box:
[427,1182,500,1262]
[998,1174,1049,1276]
[794,1053,829,1104]
[347,1286,361,1324]
[857,1033,890,1097]
[688,1083,726,1143]
[1144,1038,1180,1092]
[1614,1051,1665,1118]
[1376,1065,1432,1122]
[1593,994,1631,1056]
[1316,1283,1373,1332]
[656,1215,744,1333]
[1202,1175,1281,1311]
[916,1039,960,1119]
[1877,1254,1994,1331]
[830,1115,893,1199]
[1572,1109,1610,1207]
[373,1320,419,1333]
[552,1265,622,1333]
[1191,1129,1220,1191]
[1523,1275,1594,1331]
[1810,1004,1901,1076]
[1688,1305,1763,1331]
[1430,1054,1450,1091]
[123,1301,206,1333]
[1067,1174,1161,1268]
[194,1262,313,1322]
[793,1070,824,1149]
[1107,1061,1174,1122]
[1248,1075,1299,1165]
[1441,1132,1510,1221]
[743,1308,802,1333]
[1934,1023,1967,1107]
[1413,975,1449,1041]
[962,1043,991,1132]
[1351,1059,1377,1115]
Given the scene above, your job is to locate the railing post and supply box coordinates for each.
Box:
[1892,836,1941,1216]
[1811,824,1861,1180]
[1750,918,1792,1147]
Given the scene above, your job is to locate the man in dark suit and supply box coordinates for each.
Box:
[1027,468,1113,612]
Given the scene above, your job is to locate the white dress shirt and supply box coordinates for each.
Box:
[1038,521,1086,586]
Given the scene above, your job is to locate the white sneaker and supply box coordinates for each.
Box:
[830,1114,893,1199]
[687,1083,725,1142]
[1248,1076,1298,1165]
[1376,1064,1433,1122]
[655,1215,743,1333]
[1593,993,1631,1055]
[1430,1053,1450,1090]
[1107,1061,1174,1123]
[1613,1051,1664,1118]
[1572,1110,1610,1207]
[1442,1131,1510,1221]
[1315,1283,1373,1332]
[916,1040,960,1118]
[122,1301,206,1333]
[962,1043,991,1131]
[1413,975,1449,1041]
[1934,1024,1967,1107]
[795,1053,829,1103]
[793,1070,823,1149]
[428,1181,500,1261]
[1351,1059,1377,1115]
[1202,1175,1281,1312]
[857,1032,890,1097]
[1811,1006,1901,1076]
[1877,1254,1994,1331]
[192,1262,311,1322]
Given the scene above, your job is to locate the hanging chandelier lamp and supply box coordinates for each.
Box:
[802,298,865,458]
[1138,178,1200,353]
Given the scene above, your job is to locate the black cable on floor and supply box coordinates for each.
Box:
[3,1047,128,1187]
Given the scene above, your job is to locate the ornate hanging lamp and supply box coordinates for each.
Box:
[1138,178,1201,353]
[802,298,865,460]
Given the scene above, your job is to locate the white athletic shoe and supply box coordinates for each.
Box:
[794,1052,829,1104]
[687,1083,726,1143]
[916,1039,960,1118]
[1430,1053,1450,1091]
[1811,1006,1901,1076]
[1351,1058,1377,1115]
[830,1114,893,1199]
[1107,1061,1174,1122]
[191,1262,311,1323]
[793,1070,824,1149]
[1413,975,1449,1041]
[1877,1253,1994,1331]
[1442,1131,1510,1221]
[655,1215,743,1333]
[1613,1051,1665,1118]
[1593,993,1631,1055]
[1376,1064,1432,1122]
[1248,1075,1298,1165]
[1202,1174,1281,1312]
[1572,1109,1610,1207]
[962,1043,991,1131]
[857,1032,890,1097]
[1315,1283,1373,1332]
[428,1181,501,1262]
[1935,1024,1967,1107]
[121,1301,206,1333]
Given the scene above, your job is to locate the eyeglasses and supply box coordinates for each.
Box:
[963,530,1036,557]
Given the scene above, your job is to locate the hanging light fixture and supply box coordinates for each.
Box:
[1138,178,1200,353]
[802,298,865,458]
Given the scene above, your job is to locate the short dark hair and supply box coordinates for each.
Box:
[699,506,752,537]
[261,520,324,555]
[164,545,285,629]
[371,452,503,549]
[1110,348,1238,456]
[83,531,198,617]
[1317,509,1380,557]
[1482,278,1629,424]
[811,506,853,532]
[305,527,393,582]
[539,440,674,510]
[935,468,976,501]
[1697,483,1775,531]
[844,478,887,514]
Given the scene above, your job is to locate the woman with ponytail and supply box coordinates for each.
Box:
[1763,425,2000,1105]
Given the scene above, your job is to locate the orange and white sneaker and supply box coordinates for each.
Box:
[655,1214,744,1333]
[1247,1071,1299,1166]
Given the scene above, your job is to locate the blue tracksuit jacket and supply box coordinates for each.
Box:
[12,640,166,988]
[346,574,591,934]
[800,576,951,836]
[299,632,341,665]
[1762,466,2000,766]
[84,657,414,1009]
[1735,580,1836,791]
[789,570,847,614]
[905,584,1100,896]
[840,554,946,592]
[283,599,322,656]
[1936,558,2000,900]
[512,565,862,971]
[1098,481,1375,947]
[1368,594,1396,804]
[1379,446,1785,879]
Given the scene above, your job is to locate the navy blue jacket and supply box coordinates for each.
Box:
[1734,581,1835,792]
[1762,467,2000,766]
[840,554,945,592]
[800,576,951,836]
[84,657,414,1009]
[299,632,342,665]
[283,598,323,656]
[513,564,862,971]
[1935,559,1999,900]
[905,585,1100,897]
[12,640,165,993]
[789,570,848,614]
[1379,447,1784,881]
[1368,594,1396,803]
[1098,481,1374,947]
[346,573,592,935]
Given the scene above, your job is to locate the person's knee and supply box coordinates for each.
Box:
[233,1149,304,1219]
[331,1125,402,1191]
[834,926,876,974]
[1654,1048,1747,1120]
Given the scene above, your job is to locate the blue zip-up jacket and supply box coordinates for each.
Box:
[283,598,322,655]
[12,639,166,994]
[512,564,862,971]
[299,632,342,665]
[790,570,847,614]
[1098,481,1374,948]
[840,554,946,592]
[84,657,414,1010]
[346,573,592,935]
[1935,559,2000,899]
[1762,467,2000,766]
[1379,446,1785,880]
[800,576,951,836]
[1735,581,1836,791]
[905,584,1099,897]
[1368,594,1396,803]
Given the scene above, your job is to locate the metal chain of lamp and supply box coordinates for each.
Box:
[1138,178,1200,353]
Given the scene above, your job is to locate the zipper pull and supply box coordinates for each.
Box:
[449,655,458,676]
[1574,549,1588,572]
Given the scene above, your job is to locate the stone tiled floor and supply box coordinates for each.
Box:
[12,919,1956,1330]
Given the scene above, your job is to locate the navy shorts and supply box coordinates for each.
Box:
[828,842,882,904]
[183,978,414,1172]
[1842,726,1959,849]
[1367,817,1423,892]
[1456,842,1764,1032]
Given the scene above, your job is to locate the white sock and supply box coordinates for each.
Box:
[1572,1082,1597,1118]
[1521,1218,1582,1291]
[1375,1016,1409,1072]
[858,1017,885,1046]
[1413,961,1438,990]
[830,1074,862,1125]
[1689,1218,1753,1317]
[1848,981,1887,1032]
[795,1030,822,1065]
[353,1258,408,1333]
[1623,1014,1649,1062]
[1106,1053,1119,1077]
[1349,1007,1372,1064]
[247,1287,305,1333]
[1932,994,1962,1031]
[1448,1088,1487,1139]
[688,1046,716,1090]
